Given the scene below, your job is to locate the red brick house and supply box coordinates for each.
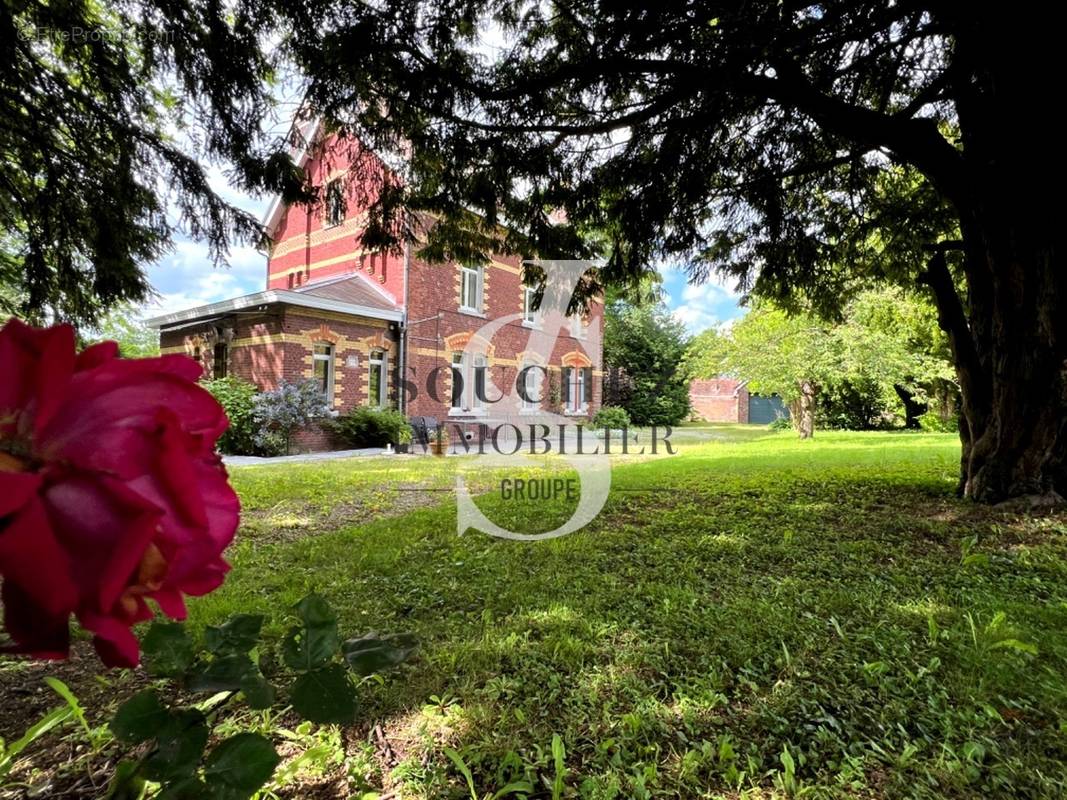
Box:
[147,128,603,449]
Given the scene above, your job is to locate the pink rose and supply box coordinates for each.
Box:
[0,320,239,667]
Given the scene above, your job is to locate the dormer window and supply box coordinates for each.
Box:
[325,178,345,227]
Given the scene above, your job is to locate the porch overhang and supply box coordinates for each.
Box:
[144,288,403,330]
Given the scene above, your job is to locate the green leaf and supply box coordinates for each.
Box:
[289,665,358,724]
[282,621,339,672]
[111,690,168,744]
[142,622,196,677]
[105,759,147,800]
[187,653,258,693]
[43,677,90,736]
[279,592,342,673]
[342,633,418,677]
[204,614,264,655]
[156,777,210,800]
[143,710,209,781]
[239,673,276,710]
[443,747,476,800]
[203,733,280,799]
[294,593,336,627]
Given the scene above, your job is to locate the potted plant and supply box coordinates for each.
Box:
[429,425,448,456]
[396,425,413,454]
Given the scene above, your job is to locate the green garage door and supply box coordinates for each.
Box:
[748,394,789,424]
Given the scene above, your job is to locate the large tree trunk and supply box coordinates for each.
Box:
[922,234,1065,504]
[918,13,1066,504]
[894,384,927,430]
[796,380,817,439]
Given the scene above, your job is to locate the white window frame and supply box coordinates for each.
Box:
[522,286,540,327]
[472,354,487,411]
[324,178,345,228]
[450,352,466,411]
[449,351,489,414]
[459,265,483,314]
[520,362,542,411]
[313,344,335,404]
[564,365,589,413]
[368,348,387,407]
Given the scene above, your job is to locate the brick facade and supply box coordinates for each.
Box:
[689,377,749,423]
[154,130,604,451]
[403,251,604,430]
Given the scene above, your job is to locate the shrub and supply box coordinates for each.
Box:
[331,407,410,447]
[253,380,329,455]
[769,416,793,431]
[918,410,959,432]
[592,405,631,429]
[202,377,260,455]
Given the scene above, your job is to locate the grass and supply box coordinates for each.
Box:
[2,427,1065,798]
[185,428,1067,798]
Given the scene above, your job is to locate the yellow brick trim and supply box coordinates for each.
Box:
[270,212,371,259]
[489,259,520,275]
[515,350,547,365]
[230,332,302,348]
[561,350,592,368]
[443,331,495,357]
[269,233,309,260]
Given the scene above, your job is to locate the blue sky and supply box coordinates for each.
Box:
[144,171,746,335]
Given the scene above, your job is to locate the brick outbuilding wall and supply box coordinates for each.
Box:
[689,378,749,423]
[160,305,401,453]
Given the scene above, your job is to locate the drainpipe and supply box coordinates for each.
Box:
[398,242,412,415]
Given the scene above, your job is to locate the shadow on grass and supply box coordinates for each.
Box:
[180,432,1067,798]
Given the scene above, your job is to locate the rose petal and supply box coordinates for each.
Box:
[0,497,78,617]
[0,319,75,435]
[0,471,43,518]
[42,475,163,613]
[75,340,119,371]
[0,582,71,660]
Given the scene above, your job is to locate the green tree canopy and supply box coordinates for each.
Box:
[2,1,306,326]
[603,300,691,426]
[87,304,160,358]
[690,289,954,436]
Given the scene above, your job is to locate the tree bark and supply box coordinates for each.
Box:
[916,12,1066,504]
[797,380,817,439]
[921,230,1066,504]
[894,385,927,429]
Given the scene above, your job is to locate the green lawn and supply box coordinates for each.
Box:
[185,428,1067,799]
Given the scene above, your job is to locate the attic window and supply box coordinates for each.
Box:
[325,178,344,227]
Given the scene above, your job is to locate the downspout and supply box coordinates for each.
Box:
[398,241,411,415]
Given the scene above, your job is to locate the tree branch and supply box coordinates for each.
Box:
[755,63,968,208]
[917,250,989,421]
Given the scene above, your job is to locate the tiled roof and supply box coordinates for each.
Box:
[294,273,399,311]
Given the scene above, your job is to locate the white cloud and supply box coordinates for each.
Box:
[671,304,722,334]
